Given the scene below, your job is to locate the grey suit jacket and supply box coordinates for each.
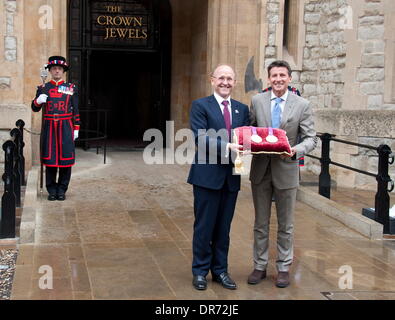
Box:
[249,91,317,189]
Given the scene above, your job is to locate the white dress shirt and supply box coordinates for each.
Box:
[214,92,232,123]
[271,90,289,114]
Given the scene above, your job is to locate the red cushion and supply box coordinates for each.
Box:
[233,126,292,155]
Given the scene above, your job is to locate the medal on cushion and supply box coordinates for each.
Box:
[251,127,262,143]
[266,127,278,143]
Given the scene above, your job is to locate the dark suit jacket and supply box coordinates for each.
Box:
[187,95,250,192]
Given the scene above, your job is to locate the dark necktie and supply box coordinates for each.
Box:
[222,100,231,138]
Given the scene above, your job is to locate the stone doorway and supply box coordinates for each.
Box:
[67,0,171,148]
[89,50,161,147]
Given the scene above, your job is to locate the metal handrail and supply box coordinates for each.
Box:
[305,133,394,234]
[77,108,108,164]
[77,129,107,164]
[1,119,25,239]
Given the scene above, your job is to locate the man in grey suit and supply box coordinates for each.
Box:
[247,60,317,288]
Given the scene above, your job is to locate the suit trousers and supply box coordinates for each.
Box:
[192,184,238,277]
[46,166,72,195]
[251,162,297,272]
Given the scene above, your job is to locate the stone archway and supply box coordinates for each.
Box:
[67,0,171,147]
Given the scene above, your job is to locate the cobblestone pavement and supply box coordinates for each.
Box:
[0,249,18,300]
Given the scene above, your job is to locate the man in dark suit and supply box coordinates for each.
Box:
[187,65,249,290]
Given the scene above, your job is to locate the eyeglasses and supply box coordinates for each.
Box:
[212,76,235,83]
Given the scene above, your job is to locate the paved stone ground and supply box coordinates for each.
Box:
[6,149,395,300]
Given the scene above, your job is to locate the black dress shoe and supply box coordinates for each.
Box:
[213,272,237,290]
[47,194,57,201]
[192,275,207,290]
[57,194,66,201]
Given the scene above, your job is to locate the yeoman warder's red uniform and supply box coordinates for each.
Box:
[32,79,80,167]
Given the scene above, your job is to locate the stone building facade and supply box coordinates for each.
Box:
[0,0,394,189]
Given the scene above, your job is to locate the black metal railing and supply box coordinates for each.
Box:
[16,119,26,186]
[76,108,108,164]
[1,119,26,239]
[306,133,394,234]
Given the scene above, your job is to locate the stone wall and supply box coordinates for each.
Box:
[1,0,26,166]
[206,0,264,105]
[260,0,395,189]
[297,0,393,111]
[264,0,280,70]
[356,0,386,109]
[3,0,17,62]
[307,109,395,188]
[169,0,194,132]
[171,0,208,130]
[301,0,347,109]
[0,0,22,105]
[190,0,208,104]
[0,130,10,163]
[302,0,394,189]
